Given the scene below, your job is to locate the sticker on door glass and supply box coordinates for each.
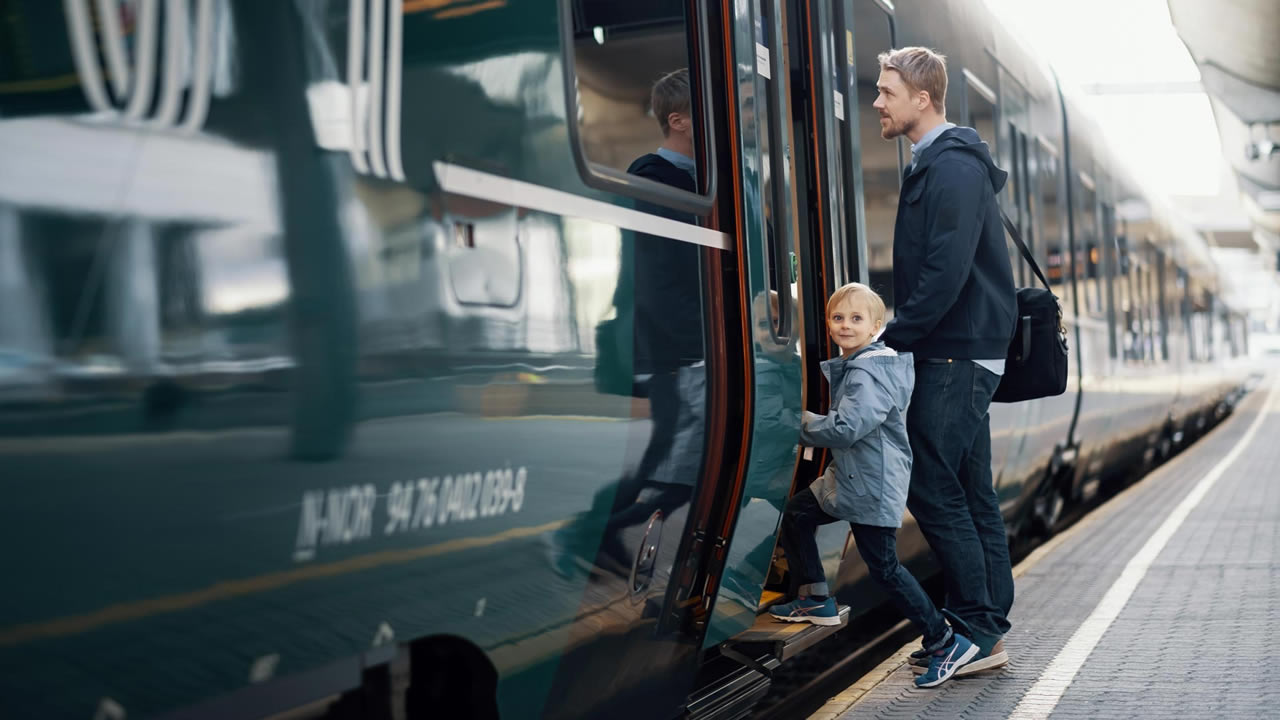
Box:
[834,91,845,121]
[756,42,772,79]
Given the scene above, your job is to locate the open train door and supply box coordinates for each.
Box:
[694,0,871,675]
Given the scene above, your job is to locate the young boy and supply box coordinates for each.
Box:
[768,282,979,688]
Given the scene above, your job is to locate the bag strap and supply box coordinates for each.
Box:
[1000,211,1052,291]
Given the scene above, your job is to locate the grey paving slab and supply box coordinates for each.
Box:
[831,379,1278,720]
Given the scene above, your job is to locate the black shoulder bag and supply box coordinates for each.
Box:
[992,213,1070,403]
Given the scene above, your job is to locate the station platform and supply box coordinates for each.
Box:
[812,374,1280,720]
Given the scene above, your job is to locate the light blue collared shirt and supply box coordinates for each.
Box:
[908,122,1004,376]
[656,147,696,180]
[909,122,955,172]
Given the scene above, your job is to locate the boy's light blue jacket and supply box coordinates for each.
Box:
[800,342,915,527]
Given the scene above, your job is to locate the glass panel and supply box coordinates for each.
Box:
[569,0,706,188]
[852,0,898,309]
[1101,204,1118,358]
[1038,142,1070,315]
[966,82,997,160]
[1077,179,1101,316]
[754,0,789,338]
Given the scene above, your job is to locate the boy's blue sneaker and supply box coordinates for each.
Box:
[768,596,841,626]
[914,634,979,688]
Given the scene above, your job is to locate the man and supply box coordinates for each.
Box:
[871,46,1017,676]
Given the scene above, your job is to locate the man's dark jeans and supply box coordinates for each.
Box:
[780,488,951,651]
[906,358,1014,653]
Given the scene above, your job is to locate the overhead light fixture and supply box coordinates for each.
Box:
[1244,138,1277,161]
[593,26,605,45]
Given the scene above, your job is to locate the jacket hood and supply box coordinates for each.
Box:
[629,153,677,176]
[916,126,1008,193]
[820,342,914,411]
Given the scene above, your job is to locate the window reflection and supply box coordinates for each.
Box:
[852,0,898,309]
[569,0,703,184]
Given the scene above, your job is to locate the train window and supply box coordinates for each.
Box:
[564,0,715,214]
[963,70,998,158]
[1076,173,1101,316]
[1142,253,1158,362]
[852,0,898,307]
[1155,249,1170,361]
[753,0,799,340]
[996,69,1029,224]
[1101,203,1118,359]
[1036,138,1070,313]
[964,71,1008,283]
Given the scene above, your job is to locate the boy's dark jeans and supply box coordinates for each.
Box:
[905,358,1014,654]
[779,489,952,651]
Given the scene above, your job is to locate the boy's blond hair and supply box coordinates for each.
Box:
[826,282,887,327]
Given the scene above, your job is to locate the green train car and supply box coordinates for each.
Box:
[0,1,1250,718]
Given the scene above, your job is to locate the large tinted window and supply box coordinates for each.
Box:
[1037,139,1070,313]
[965,71,997,158]
[852,0,898,308]
[566,0,710,206]
[1076,175,1102,316]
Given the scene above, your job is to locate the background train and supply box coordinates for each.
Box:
[0,0,1252,718]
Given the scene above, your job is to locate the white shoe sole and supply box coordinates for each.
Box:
[770,612,842,626]
[955,650,1009,676]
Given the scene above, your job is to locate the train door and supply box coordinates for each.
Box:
[700,0,909,654]
[694,0,871,651]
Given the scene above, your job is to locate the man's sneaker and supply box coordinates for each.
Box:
[768,596,841,626]
[956,639,1008,676]
[914,635,979,688]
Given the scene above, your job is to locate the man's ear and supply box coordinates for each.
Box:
[916,91,931,112]
[668,112,690,132]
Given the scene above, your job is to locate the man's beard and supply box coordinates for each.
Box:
[881,115,916,140]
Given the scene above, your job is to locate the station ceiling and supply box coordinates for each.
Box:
[1168,0,1280,245]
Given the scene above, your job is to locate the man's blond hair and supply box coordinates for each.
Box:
[827,282,887,327]
[877,47,947,114]
[651,68,691,137]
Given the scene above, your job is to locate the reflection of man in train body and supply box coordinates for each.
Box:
[871,47,1017,676]
[593,67,707,571]
[548,69,707,578]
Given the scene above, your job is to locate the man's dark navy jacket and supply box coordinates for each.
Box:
[620,153,703,374]
[881,126,1017,360]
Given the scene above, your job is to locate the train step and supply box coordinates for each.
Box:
[727,604,851,663]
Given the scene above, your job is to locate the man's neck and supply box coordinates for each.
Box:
[660,136,694,160]
[907,115,947,145]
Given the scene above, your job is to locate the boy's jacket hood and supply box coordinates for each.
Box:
[820,342,914,411]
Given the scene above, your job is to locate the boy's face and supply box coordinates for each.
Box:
[827,298,881,355]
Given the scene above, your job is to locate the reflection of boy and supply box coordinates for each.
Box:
[768,283,978,689]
